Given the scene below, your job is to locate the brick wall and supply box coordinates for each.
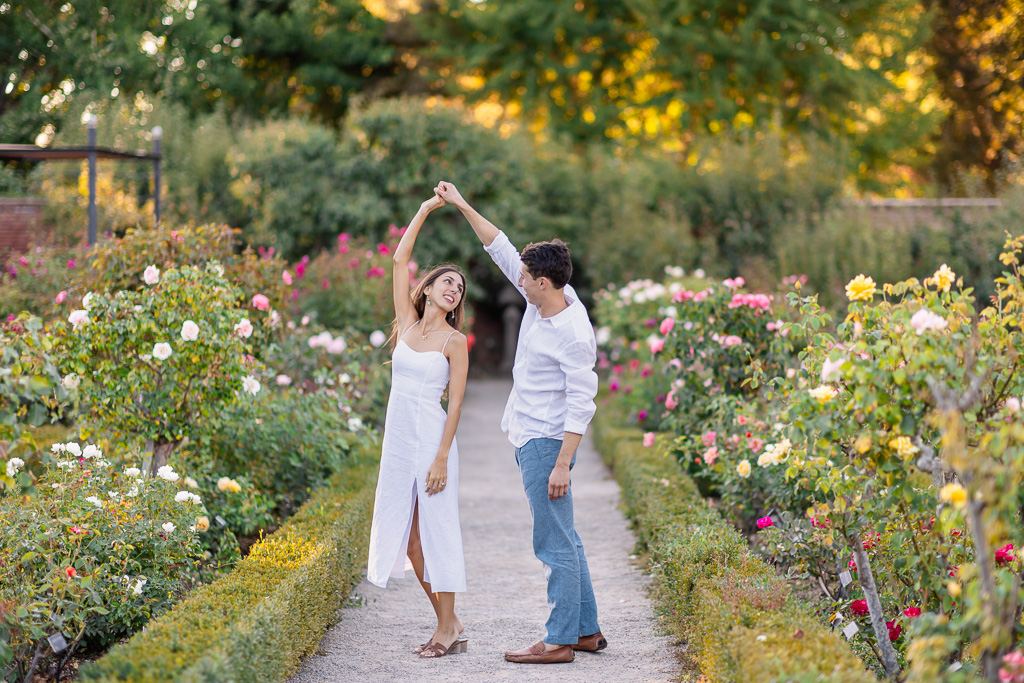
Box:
[0,198,46,256]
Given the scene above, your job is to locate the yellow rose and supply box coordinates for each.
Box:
[929,264,956,292]
[939,482,968,510]
[845,274,876,302]
[854,434,872,454]
[888,436,919,460]
[195,516,210,533]
[809,385,838,403]
[947,581,961,597]
[217,476,242,493]
[736,460,751,478]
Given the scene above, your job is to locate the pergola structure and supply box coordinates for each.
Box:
[0,115,162,245]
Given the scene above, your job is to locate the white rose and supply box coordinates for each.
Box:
[347,416,363,432]
[174,491,191,503]
[124,467,141,477]
[82,292,95,309]
[234,318,254,338]
[301,315,310,326]
[57,460,74,470]
[152,343,172,360]
[369,330,387,348]
[184,476,199,489]
[132,578,147,595]
[338,373,351,384]
[595,326,611,346]
[62,374,81,390]
[276,375,292,386]
[143,265,160,285]
[180,320,200,341]
[909,308,948,335]
[326,337,347,354]
[126,486,139,497]
[68,309,89,330]
[85,496,104,508]
[156,465,179,482]
[268,310,280,328]
[1007,397,1021,413]
[50,443,66,454]
[242,375,261,396]
[65,442,82,457]
[6,457,25,477]
[161,522,175,534]
[820,356,845,383]
[134,305,143,313]
[82,445,101,459]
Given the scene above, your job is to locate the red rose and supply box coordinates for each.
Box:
[887,619,902,641]
[996,543,1015,566]
[904,606,921,619]
[849,599,869,616]
[64,566,77,578]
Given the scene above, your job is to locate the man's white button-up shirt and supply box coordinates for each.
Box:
[484,231,598,448]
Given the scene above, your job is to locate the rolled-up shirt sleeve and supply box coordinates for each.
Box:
[483,231,527,299]
[560,340,598,435]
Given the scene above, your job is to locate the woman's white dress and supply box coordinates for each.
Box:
[366,324,466,592]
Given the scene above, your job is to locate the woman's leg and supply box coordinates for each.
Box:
[408,500,464,636]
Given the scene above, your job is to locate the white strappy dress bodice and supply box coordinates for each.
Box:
[366,322,466,592]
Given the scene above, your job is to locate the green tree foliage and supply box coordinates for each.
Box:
[0,0,395,142]
[924,0,1024,190]
[421,0,931,166]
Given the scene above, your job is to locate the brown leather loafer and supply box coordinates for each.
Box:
[572,631,608,652]
[504,640,575,664]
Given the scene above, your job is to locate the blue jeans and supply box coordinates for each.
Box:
[514,437,600,645]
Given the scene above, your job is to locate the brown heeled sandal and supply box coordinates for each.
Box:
[414,634,466,654]
[419,637,468,658]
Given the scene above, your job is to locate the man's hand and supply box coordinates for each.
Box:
[548,462,571,501]
[434,181,468,210]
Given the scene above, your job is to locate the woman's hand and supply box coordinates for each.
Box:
[425,454,449,496]
[420,193,445,214]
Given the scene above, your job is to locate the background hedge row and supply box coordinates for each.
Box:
[592,412,875,681]
[79,445,379,682]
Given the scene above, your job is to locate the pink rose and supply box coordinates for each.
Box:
[748,437,763,452]
[55,290,67,304]
[67,259,76,269]
[996,543,1016,566]
[701,431,716,445]
[282,270,293,285]
[665,391,679,410]
[637,410,648,421]
[849,599,869,616]
[609,379,620,392]
[366,267,386,278]
[702,446,718,465]
[251,294,270,311]
[377,244,390,255]
[887,619,901,641]
[904,606,921,619]
[322,279,330,290]
[296,263,306,279]
[659,317,675,335]
[642,432,656,447]
[648,337,665,354]
[756,516,774,530]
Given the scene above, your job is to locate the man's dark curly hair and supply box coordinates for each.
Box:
[520,239,572,289]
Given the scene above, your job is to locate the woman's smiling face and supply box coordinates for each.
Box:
[428,270,465,312]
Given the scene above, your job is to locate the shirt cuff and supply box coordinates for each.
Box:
[564,419,591,436]
[484,230,512,254]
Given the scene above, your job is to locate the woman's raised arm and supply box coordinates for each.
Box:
[393,194,445,330]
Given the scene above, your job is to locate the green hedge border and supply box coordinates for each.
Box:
[80,444,379,682]
[592,418,875,682]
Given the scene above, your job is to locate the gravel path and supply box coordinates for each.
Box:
[288,378,679,682]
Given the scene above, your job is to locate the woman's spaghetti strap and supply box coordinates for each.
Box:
[401,319,421,342]
[440,330,457,355]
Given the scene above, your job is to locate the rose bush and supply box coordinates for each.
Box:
[596,237,1024,680]
[0,315,74,496]
[56,263,267,474]
[0,443,205,681]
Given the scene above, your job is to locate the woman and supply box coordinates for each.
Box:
[366,192,470,659]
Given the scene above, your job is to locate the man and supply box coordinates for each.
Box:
[433,181,606,664]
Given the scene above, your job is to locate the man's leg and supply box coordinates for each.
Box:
[516,438,581,645]
[574,528,601,638]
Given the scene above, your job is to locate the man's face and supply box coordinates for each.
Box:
[519,265,542,305]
